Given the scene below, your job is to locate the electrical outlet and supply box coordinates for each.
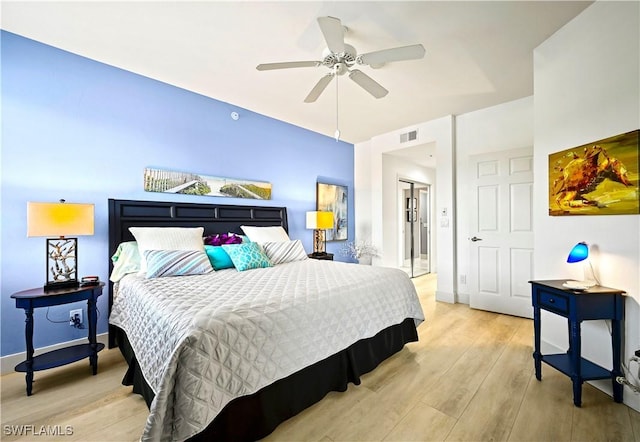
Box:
[460,274,467,284]
[69,309,83,328]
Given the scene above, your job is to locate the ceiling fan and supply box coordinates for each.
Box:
[256,16,426,103]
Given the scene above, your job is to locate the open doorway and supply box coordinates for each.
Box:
[399,179,431,278]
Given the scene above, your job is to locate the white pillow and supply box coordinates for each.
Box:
[129,227,205,271]
[240,225,290,244]
[262,240,308,265]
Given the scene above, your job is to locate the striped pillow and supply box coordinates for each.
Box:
[144,250,213,278]
[129,227,205,272]
[261,240,308,265]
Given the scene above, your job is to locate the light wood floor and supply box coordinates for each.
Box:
[2,274,638,441]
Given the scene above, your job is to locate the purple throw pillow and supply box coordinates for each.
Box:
[204,233,243,246]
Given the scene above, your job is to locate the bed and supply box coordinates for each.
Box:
[107,198,424,441]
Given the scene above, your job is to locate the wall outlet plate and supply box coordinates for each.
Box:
[69,309,83,328]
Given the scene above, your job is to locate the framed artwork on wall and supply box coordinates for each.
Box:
[144,167,272,200]
[317,182,348,241]
[548,129,639,216]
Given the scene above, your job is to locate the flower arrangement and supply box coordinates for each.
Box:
[340,240,379,260]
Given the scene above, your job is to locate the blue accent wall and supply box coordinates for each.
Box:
[0,31,354,356]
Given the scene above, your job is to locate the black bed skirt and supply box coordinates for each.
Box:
[115,318,418,442]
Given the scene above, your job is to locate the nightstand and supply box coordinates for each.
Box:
[530,280,625,406]
[308,253,334,261]
[11,282,105,396]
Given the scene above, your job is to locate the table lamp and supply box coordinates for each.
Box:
[306,211,333,256]
[27,200,94,291]
[566,241,600,287]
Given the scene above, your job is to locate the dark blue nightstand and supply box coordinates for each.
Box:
[11,282,105,395]
[530,280,625,407]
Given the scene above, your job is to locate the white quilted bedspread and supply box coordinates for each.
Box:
[109,259,424,441]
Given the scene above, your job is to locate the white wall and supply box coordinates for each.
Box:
[455,96,534,303]
[354,116,456,303]
[354,139,373,243]
[534,1,640,411]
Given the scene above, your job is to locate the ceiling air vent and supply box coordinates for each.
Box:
[400,130,418,143]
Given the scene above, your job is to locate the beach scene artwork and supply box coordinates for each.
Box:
[144,168,272,200]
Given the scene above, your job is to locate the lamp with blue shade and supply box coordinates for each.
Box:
[564,241,600,289]
[567,242,589,263]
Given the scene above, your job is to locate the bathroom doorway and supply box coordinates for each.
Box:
[399,179,431,278]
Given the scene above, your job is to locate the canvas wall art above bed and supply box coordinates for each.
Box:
[144,167,273,200]
[107,199,424,442]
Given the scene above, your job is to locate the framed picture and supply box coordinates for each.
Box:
[144,167,272,200]
[317,182,348,241]
[548,129,639,216]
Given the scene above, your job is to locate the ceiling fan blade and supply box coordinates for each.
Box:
[358,44,426,66]
[256,61,320,71]
[348,69,388,99]
[317,16,345,54]
[304,73,335,103]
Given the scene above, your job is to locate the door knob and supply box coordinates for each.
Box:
[470,236,483,242]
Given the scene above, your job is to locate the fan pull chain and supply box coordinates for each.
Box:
[335,66,340,142]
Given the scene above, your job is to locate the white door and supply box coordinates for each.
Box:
[469,147,534,318]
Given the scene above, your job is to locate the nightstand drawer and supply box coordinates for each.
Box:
[538,290,569,314]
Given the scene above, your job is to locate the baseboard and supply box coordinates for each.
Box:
[456,291,470,304]
[435,290,455,303]
[1,333,109,376]
[541,339,640,413]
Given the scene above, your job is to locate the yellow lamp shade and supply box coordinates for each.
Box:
[306,211,333,230]
[27,201,94,237]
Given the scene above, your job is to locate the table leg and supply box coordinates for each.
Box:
[87,293,98,375]
[611,316,624,403]
[569,319,582,407]
[24,307,34,396]
[533,305,542,381]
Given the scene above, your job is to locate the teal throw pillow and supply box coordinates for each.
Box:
[221,242,273,272]
[204,245,235,270]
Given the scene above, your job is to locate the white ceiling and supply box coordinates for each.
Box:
[2,1,591,147]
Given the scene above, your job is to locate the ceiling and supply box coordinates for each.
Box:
[2,1,591,147]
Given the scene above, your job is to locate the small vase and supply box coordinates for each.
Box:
[358,256,372,265]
